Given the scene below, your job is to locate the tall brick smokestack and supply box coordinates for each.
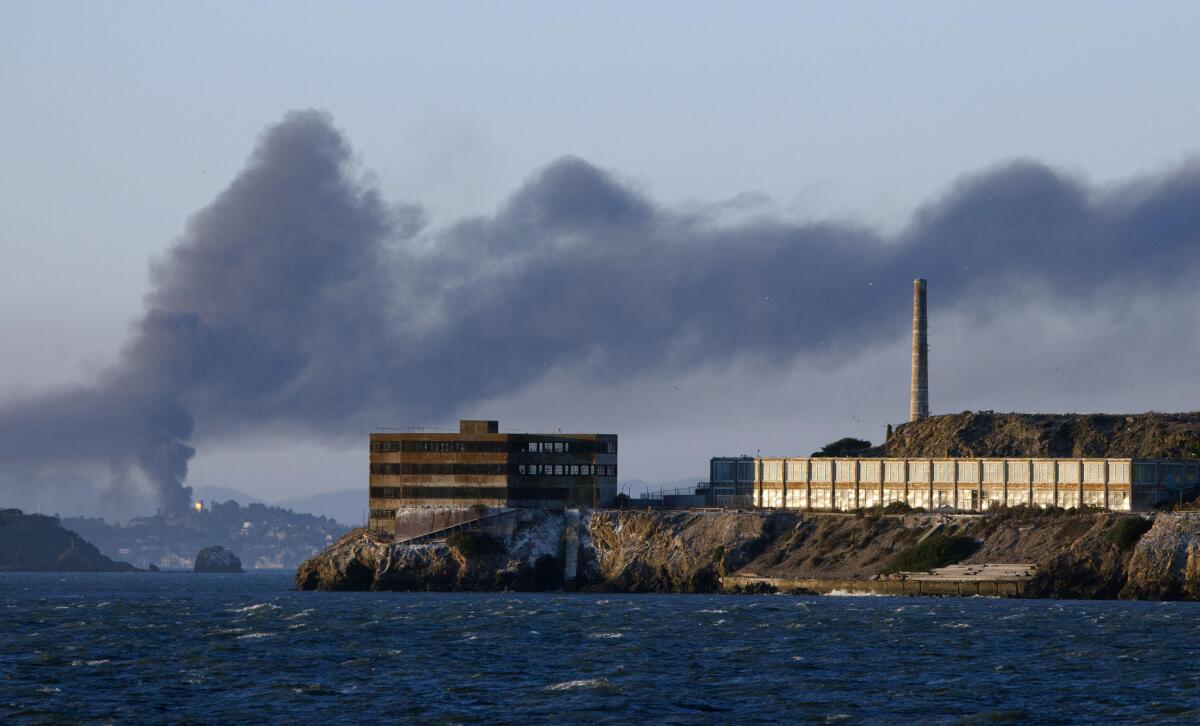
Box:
[909,278,929,422]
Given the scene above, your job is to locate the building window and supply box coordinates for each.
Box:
[763,461,782,482]
[712,461,735,482]
[737,461,754,482]
[810,460,830,482]
[518,464,526,475]
[569,465,579,475]
[554,465,564,475]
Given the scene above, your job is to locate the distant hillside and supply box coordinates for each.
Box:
[885,412,1200,459]
[64,501,347,570]
[275,488,363,528]
[0,509,137,572]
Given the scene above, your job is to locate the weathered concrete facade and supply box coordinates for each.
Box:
[741,456,1199,512]
[368,420,617,533]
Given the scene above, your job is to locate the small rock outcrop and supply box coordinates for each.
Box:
[0,508,138,572]
[193,545,244,573]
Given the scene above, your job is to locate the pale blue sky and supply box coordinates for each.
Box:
[3,3,1200,506]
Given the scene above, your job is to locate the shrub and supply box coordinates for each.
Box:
[612,493,632,509]
[1108,517,1152,551]
[812,437,873,457]
[883,501,912,515]
[881,535,979,575]
[446,529,505,558]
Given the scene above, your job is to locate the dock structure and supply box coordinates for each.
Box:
[735,456,1199,512]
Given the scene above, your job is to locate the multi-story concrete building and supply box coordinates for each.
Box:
[711,456,1199,513]
[368,420,617,533]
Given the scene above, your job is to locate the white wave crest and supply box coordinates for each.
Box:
[824,590,892,597]
[546,678,616,691]
[232,603,280,613]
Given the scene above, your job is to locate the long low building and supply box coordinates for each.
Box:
[712,457,1200,512]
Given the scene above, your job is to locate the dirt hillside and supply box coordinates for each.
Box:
[884,411,1200,459]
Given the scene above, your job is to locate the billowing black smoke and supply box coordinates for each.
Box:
[2,110,1200,510]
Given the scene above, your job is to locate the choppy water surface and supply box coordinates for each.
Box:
[2,574,1200,723]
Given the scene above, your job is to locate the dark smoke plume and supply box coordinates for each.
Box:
[2,110,1200,510]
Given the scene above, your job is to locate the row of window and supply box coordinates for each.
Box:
[372,440,507,454]
[750,460,1158,485]
[371,486,506,500]
[520,464,615,477]
[528,441,571,453]
[758,487,1133,511]
[369,486,570,502]
[526,441,617,454]
[370,463,617,477]
[745,459,1200,486]
[372,463,509,476]
[369,439,618,455]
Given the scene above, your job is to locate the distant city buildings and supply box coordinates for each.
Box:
[368,420,617,533]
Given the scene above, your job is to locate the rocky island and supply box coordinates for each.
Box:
[0,508,138,572]
[193,545,244,573]
[297,412,1200,599]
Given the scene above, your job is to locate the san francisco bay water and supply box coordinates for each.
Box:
[2,572,1199,723]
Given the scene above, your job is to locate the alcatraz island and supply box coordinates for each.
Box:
[296,280,1200,599]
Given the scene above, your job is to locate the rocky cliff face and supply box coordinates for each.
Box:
[294,507,1200,599]
[1121,513,1200,599]
[296,509,565,591]
[884,411,1200,459]
[577,510,795,593]
[0,509,138,572]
